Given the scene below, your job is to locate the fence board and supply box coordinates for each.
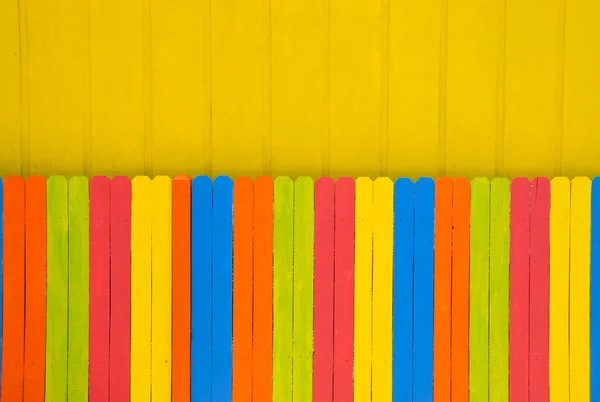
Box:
[89,176,110,402]
[592,177,600,401]
[354,177,373,402]
[392,178,414,401]
[23,176,46,402]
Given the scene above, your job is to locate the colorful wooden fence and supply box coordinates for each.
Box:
[1,175,599,401]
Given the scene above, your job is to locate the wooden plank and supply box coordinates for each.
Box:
[592,177,600,401]
[272,176,293,402]
[354,177,373,402]
[509,177,530,401]
[412,178,435,400]
[293,177,315,402]
[451,178,470,401]
[45,176,69,402]
[314,177,334,402]
[109,176,132,401]
[433,177,452,402]
[333,177,355,402]
[2,176,25,401]
[470,178,490,401]
[392,178,413,401]
[232,177,253,401]
[489,178,510,401]
[172,175,191,402]
[0,178,2,386]
[131,176,152,402]
[570,177,591,401]
[212,176,233,401]
[151,176,172,401]
[23,176,46,402]
[529,177,550,401]
[372,178,393,402]
[549,177,570,400]
[191,176,213,401]
[89,176,110,402]
[253,176,273,401]
[67,176,90,402]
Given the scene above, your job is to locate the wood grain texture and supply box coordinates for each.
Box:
[470,178,490,401]
[45,176,69,402]
[549,178,570,401]
[372,178,393,402]
[131,176,152,402]
[392,178,413,401]
[529,177,550,401]
[151,176,172,401]
[433,177,452,402]
[314,177,334,402]
[2,176,25,401]
[89,176,110,402]
[451,178,470,401]
[253,176,274,401]
[509,178,530,401]
[172,175,191,402]
[23,176,46,402]
[110,177,132,401]
[293,177,315,402]
[489,178,510,401]
[354,177,373,402]
[233,177,253,401]
[333,177,355,402]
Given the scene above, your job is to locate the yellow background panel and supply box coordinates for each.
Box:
[1,0,600,178]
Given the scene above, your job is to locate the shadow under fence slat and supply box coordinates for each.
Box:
[212,176,233,401]
[529,177,550,401]
[451,178,469,401]
[392,178,414,402]
[372,178,393,402]
[412,178,434,402]
[314,177,334,402]
[151,176,173,401]
[233,177,253,401]
[333,178,355,402]
[191,176,213,401]
[592,177,600,401]
[273,177,293,402]
[570,177,591,401]
[469,178,490,401]
[509,177,530,401]
[45,176,69,402]
[489,178,510,401]
[433,177,451,402]
[2,176,25,401]
[23,176,46,402]
[293,177,314,402]
[253,177,273,402]
[131,177,152,402]
[89,176,110,402]
[549,178,570,401]
[354,177,373,402]
[173,175,191,402]
[68,176,90,402]
[110,176,132,401]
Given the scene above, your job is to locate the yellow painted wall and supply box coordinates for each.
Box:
[1,0,599,179]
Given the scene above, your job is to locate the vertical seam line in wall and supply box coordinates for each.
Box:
[380,0,389,179]
[321,0,331,178]
[143,0,154,178]
[84,0,93,178]
[18,0,31,178]
[495,0,507,178]
[555,0,566,178]
[437,0,448,178]
[263,0,272,178]
[203,0,213,178]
